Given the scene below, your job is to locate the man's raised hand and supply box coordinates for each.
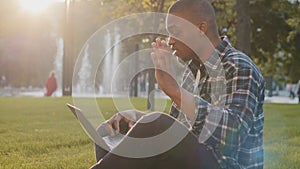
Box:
[151,37,179,98]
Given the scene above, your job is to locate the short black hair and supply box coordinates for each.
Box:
[168,0,216,26]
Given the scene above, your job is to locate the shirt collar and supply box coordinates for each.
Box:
[204,36,231,71]
[216,36,231,56]
[187,36,231,74]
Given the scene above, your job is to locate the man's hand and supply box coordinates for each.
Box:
[151,37,180,98]
[151,37,196,121]
[104,110,145,136]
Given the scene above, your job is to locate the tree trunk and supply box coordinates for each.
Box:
[130,44,139,97]
[236,0,251,56]
[147,0,166,111]
[62,0,75,96]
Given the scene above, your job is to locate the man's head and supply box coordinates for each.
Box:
[166,0,220,62]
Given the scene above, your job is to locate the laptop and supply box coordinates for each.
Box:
[66,103,123,151]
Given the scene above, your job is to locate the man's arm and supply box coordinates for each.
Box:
[151,38,196,121]
[167,87,196,121]
[151,37,263,144]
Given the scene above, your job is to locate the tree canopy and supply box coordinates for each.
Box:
[96,0,300,83]
[0,0,299,87]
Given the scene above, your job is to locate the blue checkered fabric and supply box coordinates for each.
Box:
[170,37,265,169]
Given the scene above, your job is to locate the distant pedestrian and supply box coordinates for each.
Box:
[0,75,6,96]
[0,75,6,88]
[287,84,295,99]
[45,71,57,97]
[297,86,300,103]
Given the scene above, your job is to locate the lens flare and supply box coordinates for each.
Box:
[19,0,54,13]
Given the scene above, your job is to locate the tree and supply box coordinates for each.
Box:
[250,0,300,83]
[63,0,107,95]
[212,0,300,83]
[285,0,300,83]
[236,0,251,55]
[0,0,57,87]
[99,0,172,110]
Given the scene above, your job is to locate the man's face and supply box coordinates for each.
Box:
[166,12,200,62]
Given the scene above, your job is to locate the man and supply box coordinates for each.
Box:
[92,0,265,168]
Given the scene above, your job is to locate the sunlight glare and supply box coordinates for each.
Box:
[19,0,58,13]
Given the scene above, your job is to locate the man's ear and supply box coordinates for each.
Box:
[197,22,207,35]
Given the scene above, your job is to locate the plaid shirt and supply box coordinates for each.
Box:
[169,37,265,169]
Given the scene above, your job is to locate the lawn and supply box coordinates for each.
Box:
[0,97,299,169]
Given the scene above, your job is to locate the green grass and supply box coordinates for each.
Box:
[0,97,299,168]
[263,104,300,169]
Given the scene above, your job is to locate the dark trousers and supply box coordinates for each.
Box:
[91,112,220,169]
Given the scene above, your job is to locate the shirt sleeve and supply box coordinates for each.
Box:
[193,67,263,152]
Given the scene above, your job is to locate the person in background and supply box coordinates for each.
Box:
[45,71,57,97]
[0,75,7,96]
[0,75,6,88]
[287,84,295,99]
[297,84,300,103]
